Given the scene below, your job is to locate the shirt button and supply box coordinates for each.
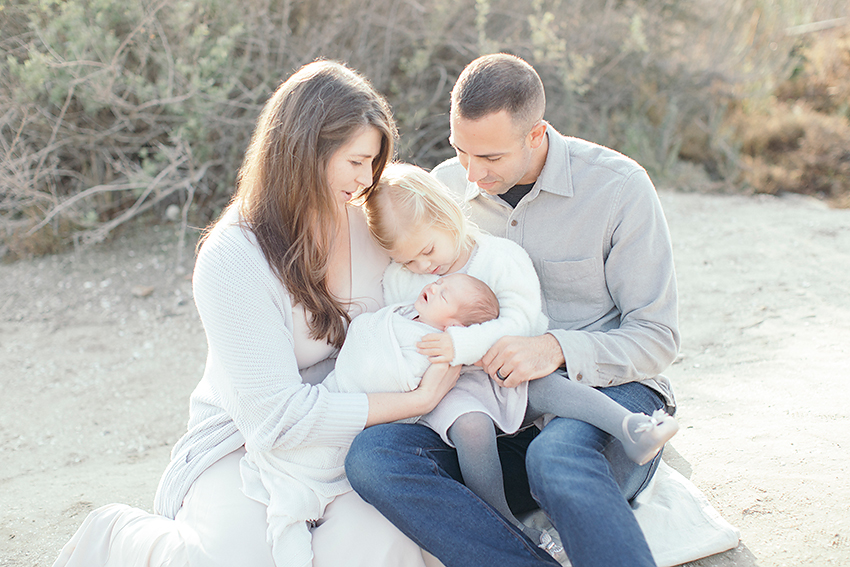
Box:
[576,373,583,381]
[510,220,518,226]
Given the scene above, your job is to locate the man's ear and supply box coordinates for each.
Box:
[527,120,547,149]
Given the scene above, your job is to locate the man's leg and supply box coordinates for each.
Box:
[525,381,666,567]
[345,423,558,567]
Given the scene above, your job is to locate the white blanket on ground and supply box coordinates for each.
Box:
[422,460,740,567]
[481,460,740,567]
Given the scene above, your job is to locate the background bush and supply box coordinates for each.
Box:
[1,0,848,257]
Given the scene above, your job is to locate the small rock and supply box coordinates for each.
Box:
[165,204,181,222]
[131,286,155,298]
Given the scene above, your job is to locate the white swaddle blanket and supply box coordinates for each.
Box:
[324,304,428,399]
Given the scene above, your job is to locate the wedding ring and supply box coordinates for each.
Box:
[496,369,506,381]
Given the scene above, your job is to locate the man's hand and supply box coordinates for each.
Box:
[477,333,565,388]
[417,332,455,364]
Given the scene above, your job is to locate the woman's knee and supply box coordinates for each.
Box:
[313,491,425,567]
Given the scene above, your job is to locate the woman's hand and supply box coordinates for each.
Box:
[365,364,460,427]
[414,362,461,411]
[417,332,455,363]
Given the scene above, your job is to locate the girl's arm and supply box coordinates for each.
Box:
[443,236,549,365]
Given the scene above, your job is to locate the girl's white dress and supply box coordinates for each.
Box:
[382,233,549,445]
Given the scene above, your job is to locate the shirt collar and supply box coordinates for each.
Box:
[460,123,573,203]
[535,124,573,198]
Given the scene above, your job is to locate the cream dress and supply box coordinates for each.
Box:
[52,206,436,567]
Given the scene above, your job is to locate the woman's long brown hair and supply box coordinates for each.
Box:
[203,60,396,348]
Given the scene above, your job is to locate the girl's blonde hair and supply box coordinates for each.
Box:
[200,60,396,348]
[363,163,478,257]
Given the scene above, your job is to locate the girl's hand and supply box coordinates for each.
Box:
[417,332,455,363]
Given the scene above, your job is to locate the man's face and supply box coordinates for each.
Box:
[449,109,539,196]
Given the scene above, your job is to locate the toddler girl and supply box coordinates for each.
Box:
[363,163,679,556]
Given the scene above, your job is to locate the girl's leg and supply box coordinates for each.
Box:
[527,374,678,466]
[447,412,541,541]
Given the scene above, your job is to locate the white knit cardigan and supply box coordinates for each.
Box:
[153,207,370,519]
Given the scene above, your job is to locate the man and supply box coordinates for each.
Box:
[346,53,679,567]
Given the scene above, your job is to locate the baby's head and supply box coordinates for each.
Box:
[414,273,499,330]
[364,163,478,276]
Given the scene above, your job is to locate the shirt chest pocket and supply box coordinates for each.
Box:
[540,258,607,324]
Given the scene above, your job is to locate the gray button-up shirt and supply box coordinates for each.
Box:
[432,124,679,409]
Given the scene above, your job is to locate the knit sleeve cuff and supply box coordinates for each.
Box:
[312,391,369,448]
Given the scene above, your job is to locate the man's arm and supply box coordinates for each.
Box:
[550,170,680,387]
[481,170,679,388]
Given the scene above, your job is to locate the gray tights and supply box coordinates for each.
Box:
[446,373,632,539]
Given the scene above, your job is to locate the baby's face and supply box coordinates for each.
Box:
[413,273,475,329]
[390,228,463,276]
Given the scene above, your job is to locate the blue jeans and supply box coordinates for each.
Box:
[345,380,666,567]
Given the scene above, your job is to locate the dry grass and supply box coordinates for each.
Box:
[2,0,848,257]
[725,26,850,207]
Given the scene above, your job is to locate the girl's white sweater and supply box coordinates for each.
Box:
[383,233,549,365]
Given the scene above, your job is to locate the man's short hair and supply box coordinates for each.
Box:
[451,53,545,133]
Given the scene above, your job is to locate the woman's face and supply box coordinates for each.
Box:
[327,126,383,209]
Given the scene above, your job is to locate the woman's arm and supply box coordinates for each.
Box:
[193,224,369,453]
[442,236,549,365]
[365,363,461,426]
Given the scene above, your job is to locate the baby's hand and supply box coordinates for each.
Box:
[417,332,455,364]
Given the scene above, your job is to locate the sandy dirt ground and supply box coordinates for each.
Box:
[1,190,848,567]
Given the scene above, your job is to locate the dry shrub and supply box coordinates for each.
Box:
[1,0,836,256]
[732,101,850,203]
[0,0,492,258]
[776,28,850,114]
[727,24,850,207]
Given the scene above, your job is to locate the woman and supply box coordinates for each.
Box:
[54,60,460,567]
